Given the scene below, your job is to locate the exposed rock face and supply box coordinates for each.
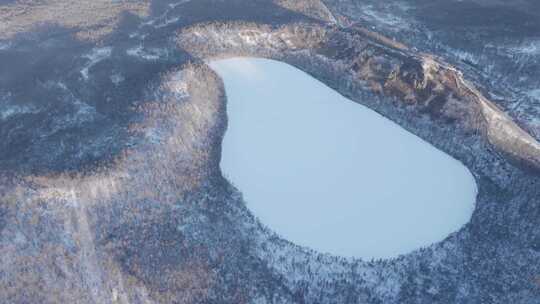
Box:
[0,0,539,303]
[321,0,540,140]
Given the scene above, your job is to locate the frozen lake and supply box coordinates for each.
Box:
[210,58,477,260]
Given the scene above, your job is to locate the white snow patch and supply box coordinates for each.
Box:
[528,89,540,101]
[360,4,412,32]
[110,73,125,85]
[363,7,402,27]
[73,99,97,119]
[525,91,540,127]
[169,0,190,9]
[207,58,263,81]
[0,104,36,120]
[162,71,190,99]
[129,31,147,39]
[126,45,167,61]
[145,128,164,144]
[0,92,37,120]
[211,58,477,260]
[453,50,479,65]
[37,187,76,202]
[55,82,97,121]
[139,1,188,29]
[81,47,112,80]
[0,41,11,50]
[509,40,540,55]
[155,17,180,28]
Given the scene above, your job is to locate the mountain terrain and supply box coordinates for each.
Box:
[0,0,539,303]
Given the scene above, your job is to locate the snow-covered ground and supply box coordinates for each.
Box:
[0,41,11,50]
[80,47,112,80]
[211,58,477,260]
[529,89,540,102]
[126,45,168,61]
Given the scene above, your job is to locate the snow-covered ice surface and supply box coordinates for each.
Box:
[211,58,478,260]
